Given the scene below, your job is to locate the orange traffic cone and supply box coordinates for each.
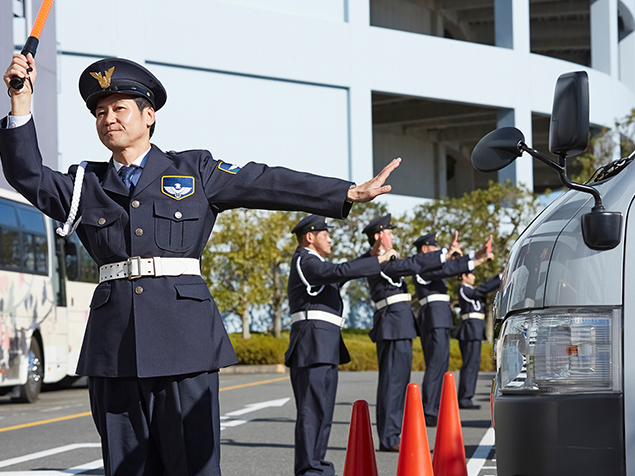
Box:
[343,400,378,476]
[396,382,434,476]
[432,372,467,476]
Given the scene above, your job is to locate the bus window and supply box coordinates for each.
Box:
[0,200,20,270]
[17,206,48,275]
[63,233,98,284]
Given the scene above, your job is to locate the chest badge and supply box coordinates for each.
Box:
[161,176,195,200]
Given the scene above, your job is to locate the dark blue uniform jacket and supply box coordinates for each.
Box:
[413,255,473,331]
[362,251,446,342]
[0,117,354,378]
[285,247,380,368]
[456,274,501,341]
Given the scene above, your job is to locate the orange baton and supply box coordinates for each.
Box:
[9,0,55,90]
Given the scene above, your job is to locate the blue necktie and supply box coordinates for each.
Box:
[120,165,136,192]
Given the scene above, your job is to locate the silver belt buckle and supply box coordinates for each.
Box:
[126,256,143,280]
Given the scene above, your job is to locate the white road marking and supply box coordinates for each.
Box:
[0,459,104,475]
[220,397,290,430]
[0,398,292,473]
[466,426,496,475]
[0,444,101,469]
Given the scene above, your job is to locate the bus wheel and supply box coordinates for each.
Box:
[12,338,44,403]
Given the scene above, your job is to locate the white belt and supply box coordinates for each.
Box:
[290,310,345,328]
[373,293,411,310]
[419,294,451,306]
[99,257,201,283]
[461,312,485,320]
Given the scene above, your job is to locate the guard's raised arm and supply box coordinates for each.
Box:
[4,53,36,116]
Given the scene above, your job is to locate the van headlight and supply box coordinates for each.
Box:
[497,308,622,394]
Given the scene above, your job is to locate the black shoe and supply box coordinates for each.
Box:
[425,415,437,427]
[459,402,481,410]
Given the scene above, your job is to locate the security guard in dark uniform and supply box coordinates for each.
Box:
[285,214,395,476]
[412,232,491,426]
[1,54,400,476]
[359,215,464,452]
[456,271,501,409]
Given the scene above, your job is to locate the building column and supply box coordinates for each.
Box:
[591,0,619,78]
[497,0,533,190]
[347,0,374,183]
[494,0,513,49]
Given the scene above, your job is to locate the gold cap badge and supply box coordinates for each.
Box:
[89,66,115,89]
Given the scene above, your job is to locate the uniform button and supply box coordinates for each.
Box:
[135,286,143,295]
[174,211,182,219]
[135,228,144,236]
[98,218,106,226]
[131,200,140,208]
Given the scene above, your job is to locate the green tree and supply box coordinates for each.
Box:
[257,210,301,337]
[202,209,264,339]
[201,209,300,339]
[401,181,539,342]
[570,109,635,184]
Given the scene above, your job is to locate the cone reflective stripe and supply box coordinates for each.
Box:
[396,382,434,476]
[343,400,378,476]
[432,372,467,476]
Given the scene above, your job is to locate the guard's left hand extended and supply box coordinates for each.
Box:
[347,157,401,203]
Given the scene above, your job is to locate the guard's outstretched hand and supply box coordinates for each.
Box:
[347,158,401,203]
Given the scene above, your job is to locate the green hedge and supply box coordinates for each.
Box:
[229,329,495,372]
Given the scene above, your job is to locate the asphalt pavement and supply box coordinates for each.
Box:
[0,370,496,475]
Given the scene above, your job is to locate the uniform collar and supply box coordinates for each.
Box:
[112,147,151,172]
[302,247,325,262]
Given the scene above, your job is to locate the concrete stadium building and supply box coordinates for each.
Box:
[2,0,635,212]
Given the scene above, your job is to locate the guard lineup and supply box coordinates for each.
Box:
[2,50,500,476]
[286,213,497,473]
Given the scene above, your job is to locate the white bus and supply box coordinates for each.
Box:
[0,187,97,403]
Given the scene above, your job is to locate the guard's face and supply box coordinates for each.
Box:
[420,244,438,254]
[463,273,476,286]
[312,230,332,257]
[95,94,154,154]
[375,229,394,249]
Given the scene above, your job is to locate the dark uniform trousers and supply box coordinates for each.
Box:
[0,118,356,476]
[362,250,447,450]
[414,255,472,419]
[456,274,501,406]
[89,372,220,476]
[286,247,381,475]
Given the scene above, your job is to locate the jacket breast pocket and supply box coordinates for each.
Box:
[154,201,201,252]
[82,207,125,260]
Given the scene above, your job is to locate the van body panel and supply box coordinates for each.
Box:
[494,162,635,474]
[495,393,625,476]
[622,190,635,475]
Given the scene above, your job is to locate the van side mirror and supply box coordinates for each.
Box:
[471,70,622,251]
[471,127,524,172]
[581,211,622,250]
[549,71,589,158]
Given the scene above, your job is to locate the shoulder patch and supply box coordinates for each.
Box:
[218,162,241,174]
[161,176,195,200]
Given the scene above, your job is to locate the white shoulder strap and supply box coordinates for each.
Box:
[415,274,431,285]
[296,255,324,297]
[56,161,87,237]
[381,271,402,287]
